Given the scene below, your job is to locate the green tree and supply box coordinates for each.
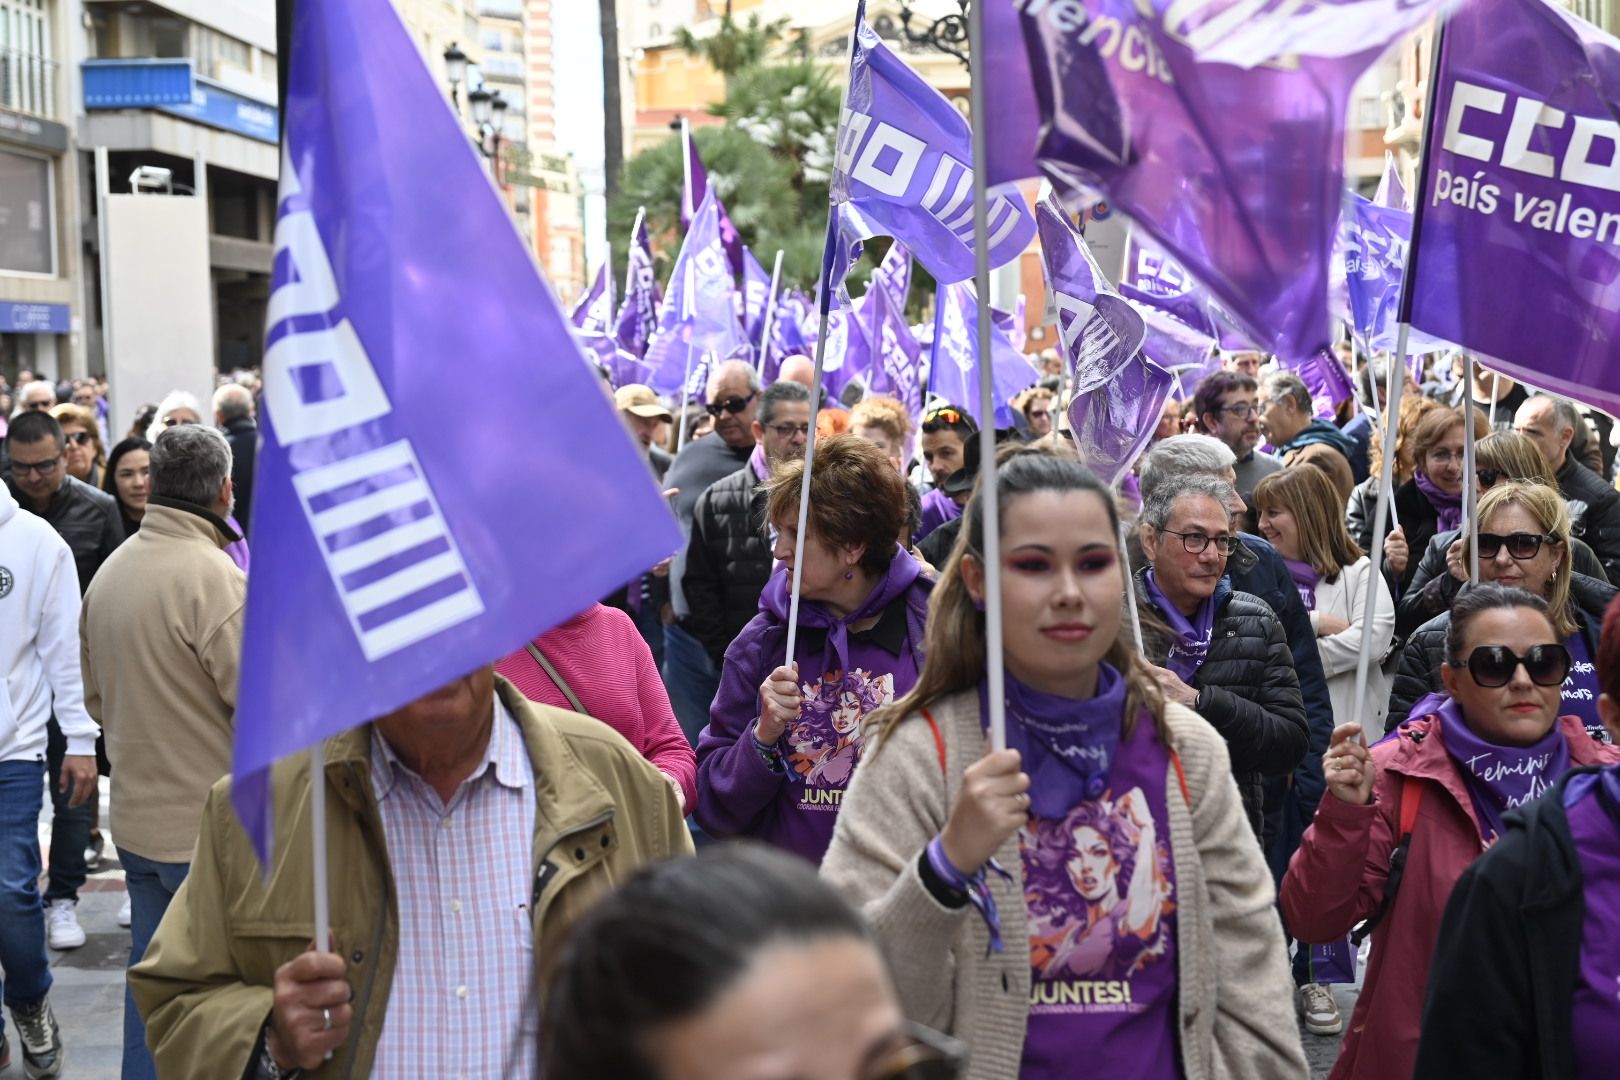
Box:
[672,12,795,84]
[708,61,839,195]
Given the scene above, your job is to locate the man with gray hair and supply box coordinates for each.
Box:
[1256,370,1357,501]
[213,383,258,537]
[80,423,245,1080]
[1515,393,1620,583]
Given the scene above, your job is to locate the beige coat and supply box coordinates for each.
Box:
[81,498,245,862]
[130,680,694,1079]
[821,690,1306,1080]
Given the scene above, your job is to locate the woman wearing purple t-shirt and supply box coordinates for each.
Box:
[695,435,932,865]
[1417,591,1620,1078]
[823,449,1304,1080]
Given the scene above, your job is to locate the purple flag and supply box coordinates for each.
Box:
[929,281,1039,427]
[235,0,680,863]
[571,260,618,373]
[820,301,872,399]
[832,0,1037,285]
[1287,346,1357,420]
[1408,0,1620,415]
[992,295,1028,352]
[1343,193,1410,351]
[868,241,913,310]
[645,188,749,395]
[1374,151,1410,211]
[855,266,923,417]
[742,246,773,346]
[993,0,1445,363]
[681,120,747,277]
[614,213,659,359]
[1037,197,1171,486]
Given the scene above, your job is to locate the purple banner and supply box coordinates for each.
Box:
[645,187,749,395]
[615,214,659,359]
[1408,0,1620,415]
[236,0,680,861]
[742,245,772,346]
[928,281,1039,427]
[856,263,924,418]
[682,121,747,277]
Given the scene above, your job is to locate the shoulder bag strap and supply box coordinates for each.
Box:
[525,642,585,714]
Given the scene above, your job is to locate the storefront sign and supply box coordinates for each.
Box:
[0,301,70,333]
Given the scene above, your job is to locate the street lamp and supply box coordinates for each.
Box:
[469,85,493,126]
[897,1,972,69]
[443,41,468,108]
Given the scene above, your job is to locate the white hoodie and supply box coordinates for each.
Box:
[0,484,97,763]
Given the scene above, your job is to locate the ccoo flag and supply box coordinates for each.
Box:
[1037,197,1171,486]
[615,214,660,360]
[929,281,1039,427]
[645,188,749,395]
[234,0,682,862]
[682,121,748,278]
[854,267,923,418]
[832,0,1036,285]
[570,260,618,373]
[1407,0,1620,415]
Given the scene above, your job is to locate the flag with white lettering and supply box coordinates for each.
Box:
[682,120,747,277]
[571,260,618,373]
[1407,0,1620,414]
[645,188,750,395]
[855,267,924,418]
[1037,197,1171,486]
[832,0,1036,284]
[929,281,1039,427]
[234,0,681,863]
[615,214,660,360]
[742,246,773,346]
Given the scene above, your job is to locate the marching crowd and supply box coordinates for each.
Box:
[3,344,1620,1080]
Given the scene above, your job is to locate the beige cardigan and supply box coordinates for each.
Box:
[821,690,1307,1080]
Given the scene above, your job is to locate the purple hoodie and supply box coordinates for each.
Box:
[915,487,961,542]
[695,549,932,863]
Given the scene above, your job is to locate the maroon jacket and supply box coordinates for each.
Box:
[1280,711,1620,1080]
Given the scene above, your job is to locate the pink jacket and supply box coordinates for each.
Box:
[495,604,697,812]
[1281,712,1620,1080]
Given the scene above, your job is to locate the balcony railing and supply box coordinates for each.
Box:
[1,48,58,119]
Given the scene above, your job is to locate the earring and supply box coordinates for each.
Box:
[844,569,854,580]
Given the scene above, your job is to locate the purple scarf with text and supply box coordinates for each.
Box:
[980,663,1128,819]
[1142,570,1215,683]
[1284,558,1319,612]
[1439,699,1570,843]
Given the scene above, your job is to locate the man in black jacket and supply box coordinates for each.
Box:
[1516,394,1620,584]
[213,383,258,538]
[678,381,811,741]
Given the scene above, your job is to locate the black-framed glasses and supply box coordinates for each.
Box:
[65,431,95,447]
[1449,643,1571,688]
[9,457,62,478]
[1218,401,1257,419]
[705,392,756,418]
[1156,528,1240,556]
[871,1022,965,1080]
[767,422,810,438]
[1476,532,1559,560]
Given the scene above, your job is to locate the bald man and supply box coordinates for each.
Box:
[213,384,258,536]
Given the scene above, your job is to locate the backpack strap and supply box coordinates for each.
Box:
[920,708,947,777]
[1351,774,1425,945]
[1398,775,1426,838]
[525,642,585,714]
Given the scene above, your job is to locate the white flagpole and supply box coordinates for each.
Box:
[676,346,698,454]
[1465,381,1480,584]
[680,118,693,221]
[1350,328,1407,736]
[310,743,331,1062]
[968,0,1007,752]
[757,249,786,378]
[1489,371,1503,426]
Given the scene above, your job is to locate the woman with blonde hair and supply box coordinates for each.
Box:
[822,449,1303,1080]
[849,394,913,474]
[49,403,107,487]
[1388,481,1616,737]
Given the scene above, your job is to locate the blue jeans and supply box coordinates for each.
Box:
[662,622,721,748]
[0,760,52,1043]
[43,717,92,904]
[118,847,189,1080]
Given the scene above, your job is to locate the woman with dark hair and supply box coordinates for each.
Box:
[1387,482,1616,736]
[541,844,964,1080]
[1416,591,1620,1078]
[1381,405,1491,596]
[696,435,932,863]
[103,437,152,538]
[1282,584,1619,1080]
[822,449,1303,1079]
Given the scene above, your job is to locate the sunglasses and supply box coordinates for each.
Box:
[1476,532,1558,560]
[1475,467,1501,488]
[65,431,95,447]
[1028,409,1050,421]
[705,392,756,418]
[1449,643,1572,688]
[922,407,963,428]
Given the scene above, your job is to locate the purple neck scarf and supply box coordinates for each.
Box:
[1284,558,1319,611]
[1415,471,1464,533]
[761,547,922,679]
[749,442,770,482]
[979,663,1127,819]
[1142,569,1216,682]
[1439,699,1570,843]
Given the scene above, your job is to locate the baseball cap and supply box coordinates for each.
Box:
[614,384,673,422]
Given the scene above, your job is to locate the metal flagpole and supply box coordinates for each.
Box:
[1489,371,1503,426]
[757,249,786,378]
[675,346,697,454]
[1465,380,1480,584]
[680,118,693,221]
[969,0,1008,751]
[310,744,332,1059]
[1349,333,1406,734]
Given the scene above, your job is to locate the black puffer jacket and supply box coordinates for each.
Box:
[1556,456,1620,584]
[680,465,773,664]
[1386,572,1619,735]
[1137,572,1308,836]
[4,474,125,594]
[1397,527,1607,641]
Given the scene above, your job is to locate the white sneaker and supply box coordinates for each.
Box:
[45,900,86,950]
[1296,982,1343,1035]
[116,895,131,928]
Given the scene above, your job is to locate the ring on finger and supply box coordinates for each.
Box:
[322,1007,332,1031]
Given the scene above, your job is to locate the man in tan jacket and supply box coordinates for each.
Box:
[129,668,693,1079]
[79,422,245,1080]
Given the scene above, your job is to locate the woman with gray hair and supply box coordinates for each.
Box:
[1135,472,1308,837]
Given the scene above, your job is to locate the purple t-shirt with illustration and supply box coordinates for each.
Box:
[1018,716,1183,1080]
[1567,766,1620,1079]
[1561,632,1606,743]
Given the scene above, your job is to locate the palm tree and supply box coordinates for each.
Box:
[600,0,624,203]
[672,10,795,91]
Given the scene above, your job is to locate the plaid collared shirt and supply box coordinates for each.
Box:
[369,699,538,1079]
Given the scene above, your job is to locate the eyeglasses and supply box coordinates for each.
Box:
[23,400,52,411]
[705,392,756,418]
[72,393,96,406]
[1217,401,1257,419]
[870,1023,965,1080]
[1449,643,1572,688]
[9,457,62,478]
[65,432,95,447]
[1426,448,1465,466]
[1028,409,1050,421]
[766,422,810,438]
[1156,528,1240,556]
[1476,532,1559,560]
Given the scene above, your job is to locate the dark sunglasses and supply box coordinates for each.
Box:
[65,431,95,447]
[871,1023,965,1080]
[705,392,756,418]
[1449,643,1572,688]
[1476,531,1558,560]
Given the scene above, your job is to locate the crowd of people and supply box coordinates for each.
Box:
[4,341,1620,1080]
